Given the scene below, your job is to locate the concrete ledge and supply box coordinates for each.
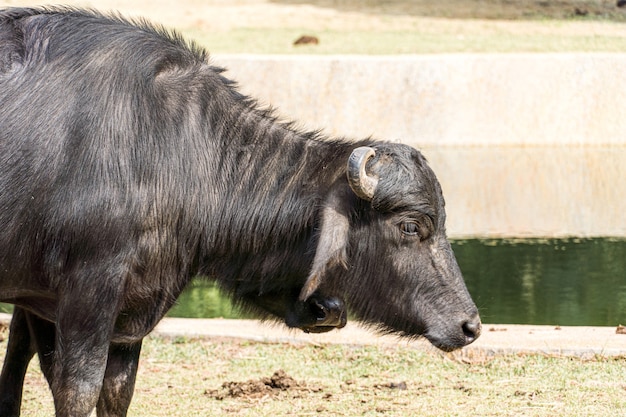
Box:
[214,54,626,238]
[215,53,626,147]
[152,318,626,359]
[2,314,623,358]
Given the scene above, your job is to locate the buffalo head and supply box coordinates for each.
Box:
[299,143,481,351]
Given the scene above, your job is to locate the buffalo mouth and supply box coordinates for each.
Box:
[286,296,347,333]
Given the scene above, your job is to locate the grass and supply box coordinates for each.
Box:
[178,2,626,55]
[2,0,626,53]
[3,331,625,416]
[187,27,626,54]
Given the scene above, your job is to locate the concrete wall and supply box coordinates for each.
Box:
[214,54,626,238]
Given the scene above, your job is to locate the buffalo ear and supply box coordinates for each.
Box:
[299,205,349,301]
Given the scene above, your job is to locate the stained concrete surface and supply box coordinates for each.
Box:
[2,313,623,358]
[215,54,626,238]
[151,317,626,359]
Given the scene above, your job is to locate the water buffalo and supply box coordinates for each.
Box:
[0,7,481,417]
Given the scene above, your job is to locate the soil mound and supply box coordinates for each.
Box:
[207,370,318,400]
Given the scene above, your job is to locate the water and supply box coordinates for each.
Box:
[2,239,625,326]
[168,238,626,326]
[454,238,626,326]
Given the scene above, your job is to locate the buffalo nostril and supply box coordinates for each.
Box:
[309,298,346,328]
[311,300,328,321]
[461,316,482,343]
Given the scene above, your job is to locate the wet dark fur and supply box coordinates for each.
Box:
[0,7,479,416]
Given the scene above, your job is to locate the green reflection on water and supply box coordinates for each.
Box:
[167,280,245,319]
[168,238,626,326]
[2,239,624,326]
[453,238,626,326]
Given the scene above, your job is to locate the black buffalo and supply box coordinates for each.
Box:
[0,7,481,417]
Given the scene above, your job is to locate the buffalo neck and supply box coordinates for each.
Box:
[196,99,362,293]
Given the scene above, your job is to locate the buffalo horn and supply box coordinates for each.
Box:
[347,147,378,201]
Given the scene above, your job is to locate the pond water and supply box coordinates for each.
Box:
[453,238,626,326]
[2,239,624,326]
[167,238,626,327]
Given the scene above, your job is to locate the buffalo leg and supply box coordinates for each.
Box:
[50,324,111,416]
[96,341,142,417]
[51,287,121,417]
[0,307,36,417]
[26,311,57,387]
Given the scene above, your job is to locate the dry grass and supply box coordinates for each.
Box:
[2,330,625,417]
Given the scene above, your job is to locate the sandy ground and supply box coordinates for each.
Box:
[1,313,624,359]
[1,0,625,39]
[2,313,624,359]
[151,318,626,360]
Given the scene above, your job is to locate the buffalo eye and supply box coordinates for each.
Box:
[399,221,420,237]
[399,216,434,241]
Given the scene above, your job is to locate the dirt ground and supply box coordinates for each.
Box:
[3,319,624,416]
[1,0,625,34]
[153,317,626,359]
[0,0,624,55]
[206,369,318,400]
[0,0,623,54]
